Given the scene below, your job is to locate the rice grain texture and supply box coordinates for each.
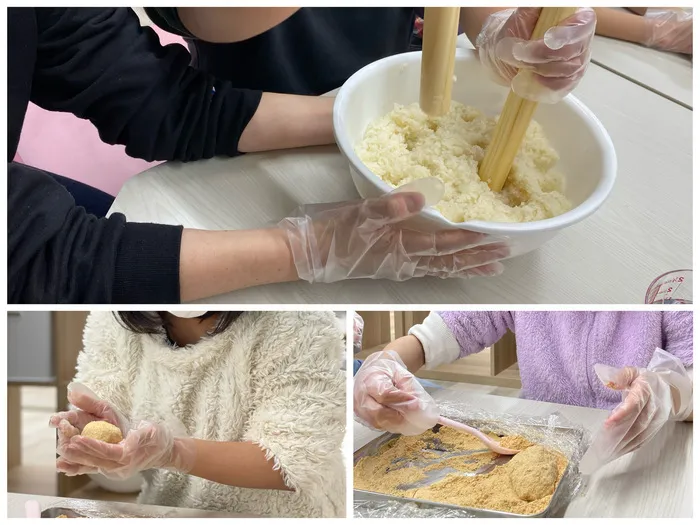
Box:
[356,102,572,223]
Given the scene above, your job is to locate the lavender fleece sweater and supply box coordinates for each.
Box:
[410,312,692,410]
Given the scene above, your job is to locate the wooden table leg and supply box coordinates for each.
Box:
[7,384,22,468]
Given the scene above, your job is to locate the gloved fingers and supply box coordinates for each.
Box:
[463,261,506,278]
[542,8,597,51]
[616,396,662,456]
[357,394,408,431]
[498,36,581,69]
[56,458,99,476]
[58,448,123,472]
[57,439,124,470]
[604,379,650,427]
[425,263,505,279]
[595,363,640,391]
[503,45,589,77]
[56,419,81,444]
[512,69,584,103]
[66,383,123,429]
[502,8,594,62]
[402,228,509,258]
[360,192,425,226]
[372,387,421,411]
[69,436,125,463]
[501,8,541,38]
[416,243,510,275]
[362,366,420,406]
[50,410,84,430]
[399,228,489,256]
[645,9,693,53]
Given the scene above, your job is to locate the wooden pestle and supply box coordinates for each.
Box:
[479,7,579,192]
[420,7,461,117]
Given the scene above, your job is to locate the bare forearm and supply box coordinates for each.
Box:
[386,335,426,373]
[459,7,506,45]
[178,7,300,43]
[179,228,298,302]
[239,93,334,153]
[188,440,291,490]
[594,8,648,44]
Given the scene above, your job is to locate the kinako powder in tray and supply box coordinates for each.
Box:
[354,426,568,515]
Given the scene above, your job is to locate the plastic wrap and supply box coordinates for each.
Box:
[354,401,592,518]
[41,503,153,518]
[39,501,241,518]
[354,499,476,518]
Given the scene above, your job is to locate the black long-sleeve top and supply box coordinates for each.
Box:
[145,7,421,94]
[7,7,262,303]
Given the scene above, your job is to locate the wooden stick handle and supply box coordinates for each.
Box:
[479,7,579,192]
[420,7,461,117]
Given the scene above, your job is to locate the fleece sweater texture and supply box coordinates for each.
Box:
[409,311,692,410]
[74,311,346,517]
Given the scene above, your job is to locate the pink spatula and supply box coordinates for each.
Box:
[438,416,520,455]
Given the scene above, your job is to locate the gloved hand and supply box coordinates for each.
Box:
[476,7,596,103]
[49,383,130,455]
[642,9,693,55]
[354,350,439,435]
[278,189,508,283]
[353,313,365,354]
[57,419,197,479]
[582,348,692,472]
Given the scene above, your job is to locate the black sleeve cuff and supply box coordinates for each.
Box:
[112,220,184,303]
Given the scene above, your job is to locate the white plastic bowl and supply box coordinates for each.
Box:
[333,49,617,257]
[89,472,143,493]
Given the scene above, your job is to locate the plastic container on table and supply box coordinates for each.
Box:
[645,269,692,304]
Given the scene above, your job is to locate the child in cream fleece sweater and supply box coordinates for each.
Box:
[52,311,346,518]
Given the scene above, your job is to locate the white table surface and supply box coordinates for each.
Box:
[109,63,692,305]
[591,34,692,109]
[6,492,257,518]
[352,390,692,518]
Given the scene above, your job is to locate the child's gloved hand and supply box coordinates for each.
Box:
[57,420,197,479]
[278,189,508,283]
[49,383,129,452]
[642,9,693,55]
[353,350,439,435]
[476,7,596,103]
[353,313,365,354]
[581,348,692,472]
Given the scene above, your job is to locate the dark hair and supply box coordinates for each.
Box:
[114,312,242,335]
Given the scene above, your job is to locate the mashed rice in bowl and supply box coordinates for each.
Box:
[355,102,572,223]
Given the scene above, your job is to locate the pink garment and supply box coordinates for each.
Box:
[16,24,186,196]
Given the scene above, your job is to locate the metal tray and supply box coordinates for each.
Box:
[41,508,89,518]
[353,418,585,518]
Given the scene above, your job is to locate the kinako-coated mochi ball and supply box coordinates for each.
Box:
[81,421,123,444]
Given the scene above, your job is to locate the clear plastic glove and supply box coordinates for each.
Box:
[353,350,439,435]
[476,7,596,103]
[642,8,693,55]
[49,383,130,453]
[581,348,692,473]
[353,313,365,354]
[57,420,197,479]
[278,189,509,283]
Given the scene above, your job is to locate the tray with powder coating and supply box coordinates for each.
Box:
[41,508,89,518]
[353,419,586,518]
